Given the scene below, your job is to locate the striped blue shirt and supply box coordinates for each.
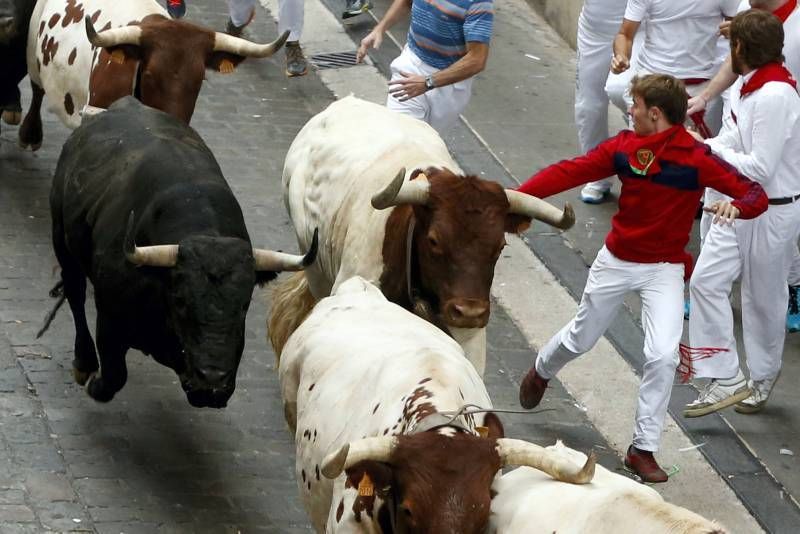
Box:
[407,0,494,70]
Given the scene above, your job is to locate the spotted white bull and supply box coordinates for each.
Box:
[279,276,594,533]
[19,0,287,149]
[269,96,574,375]
[490,441,728,534]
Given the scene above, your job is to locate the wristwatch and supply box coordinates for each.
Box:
[425,74,436,90]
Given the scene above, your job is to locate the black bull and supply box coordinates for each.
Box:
[0,0,36,130]
[45,97,316,408]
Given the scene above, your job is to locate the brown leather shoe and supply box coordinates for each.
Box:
[519,367,549,409]
[624,445,668,483]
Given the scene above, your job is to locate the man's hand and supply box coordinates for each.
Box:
[687,94,708,116]
[388,71,427,101]
[611,53,630,74]
[719,20,731,39]
[704,200,740,225]
[357,29,383,63]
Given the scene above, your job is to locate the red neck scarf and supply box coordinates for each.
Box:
[773,0,797,22]
[741,62,798,98]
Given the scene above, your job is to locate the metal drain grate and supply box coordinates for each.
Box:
[309,51,359,70]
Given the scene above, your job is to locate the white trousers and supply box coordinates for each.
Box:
[535,246,684,452]
[689,202,800,381]
[575,19,642,192]
[229,0,303,40]
[386,46,473,135]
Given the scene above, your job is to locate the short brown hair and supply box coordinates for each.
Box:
[629,74,688,126]
[730,10,784,69]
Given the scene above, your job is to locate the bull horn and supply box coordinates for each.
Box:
[505,190,575,230]
[371,168,430,210]
[212,29,289,57]
[496,439,596,484]
[321,436,397,479]
[253,228,318,272]
[123,212,179,267]
[85,16,142,48]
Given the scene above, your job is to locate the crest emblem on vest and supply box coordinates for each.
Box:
[636,149,655,168]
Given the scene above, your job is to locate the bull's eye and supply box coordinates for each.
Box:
[427,233,442,253]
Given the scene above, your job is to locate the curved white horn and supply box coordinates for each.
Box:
[253,229,318,272]
[371,168,430,210]
[123,212,178,267]
[321,436,397,479]
[213,29,289,57]
[85,16,142,48]
[505,190,575,230]
[496,439,596,484]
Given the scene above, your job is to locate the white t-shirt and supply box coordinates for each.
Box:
[784,6,800,77]
[625,0,741,79]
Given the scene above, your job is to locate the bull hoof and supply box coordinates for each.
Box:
[17,139,42,152]
[72,367,94,386]
[2,110,22,125]
[85,372,116,403]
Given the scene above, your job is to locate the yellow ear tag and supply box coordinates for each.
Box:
[219,59,235,74]
[476,426,489,438]
[110,49,126,64]
[357,473,374,497]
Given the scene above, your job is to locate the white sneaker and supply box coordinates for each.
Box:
[579,183,611,204]
[735,375,778,414]
[684,371,751,418]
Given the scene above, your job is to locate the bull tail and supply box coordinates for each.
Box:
[267,271,317,363]
[36,280,66,339]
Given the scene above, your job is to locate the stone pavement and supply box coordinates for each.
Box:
[0,1,624,533]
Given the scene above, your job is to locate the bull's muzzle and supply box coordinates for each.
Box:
[442,298,490,328]
[181,366,235,408]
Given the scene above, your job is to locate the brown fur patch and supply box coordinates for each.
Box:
[63,93,74,115]
[67,48,77,65]
[336,499,344,522]
[379,169,512,331]
[41,35,58,66]
[62,0,84,28]
[38,21,45,37]
[48,13,60,29]
[90,9,101,24]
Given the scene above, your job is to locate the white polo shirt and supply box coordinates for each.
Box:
[625,0,740,79]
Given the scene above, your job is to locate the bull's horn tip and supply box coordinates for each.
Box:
[321,443,350,479]
[303,229,319,267]
[580,450,597,483]
[84,15,97,39]
[561,202,576,229]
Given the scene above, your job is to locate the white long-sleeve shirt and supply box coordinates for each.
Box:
[706,73,800,199]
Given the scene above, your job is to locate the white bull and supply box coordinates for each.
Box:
[490,441,728,534]
[271,96,574,375]
[279,276,594,533]
[19,0,286,149]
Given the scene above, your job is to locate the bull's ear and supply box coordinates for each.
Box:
[344,460,393,495]
[206,52,246,74]
[505,213,532,234]
[482,412,505,439]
